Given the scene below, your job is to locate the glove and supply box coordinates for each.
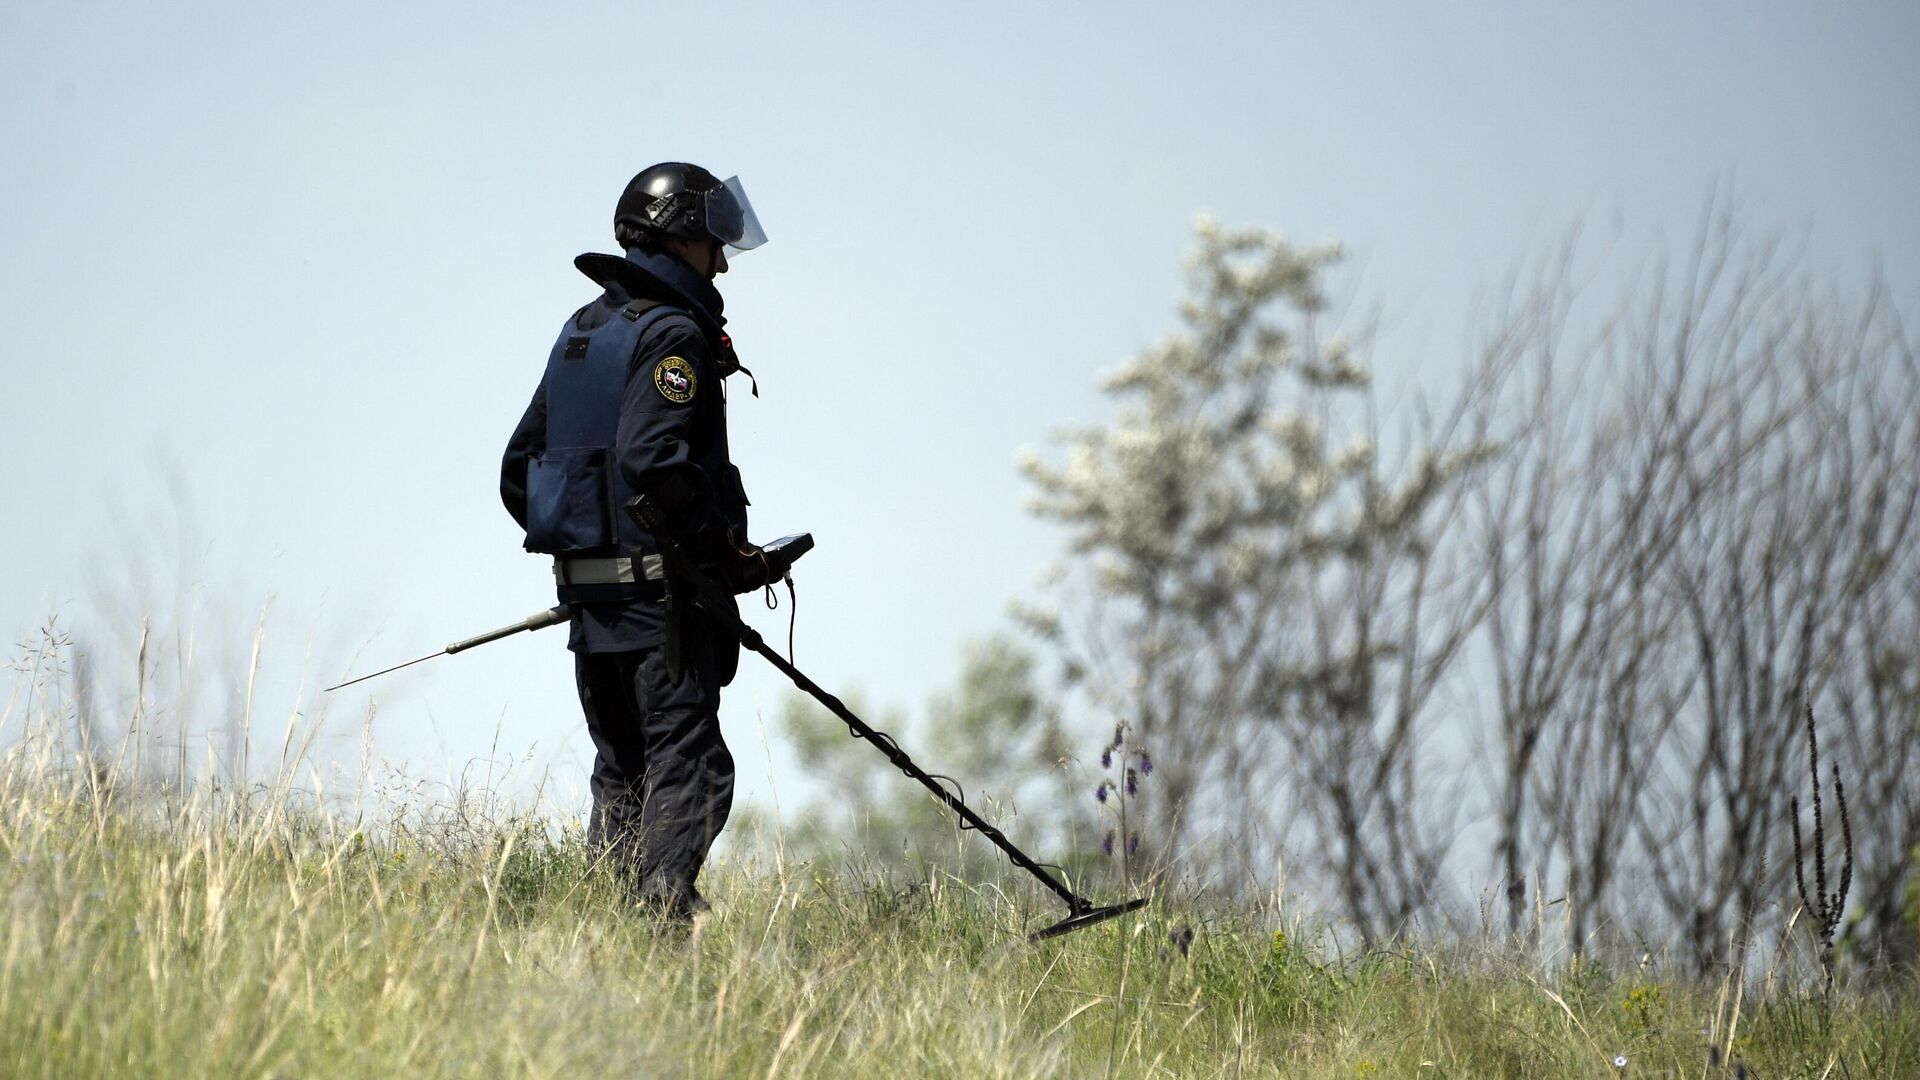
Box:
[707,543,778,595]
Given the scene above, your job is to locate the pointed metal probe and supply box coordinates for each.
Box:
[324,606,569,692]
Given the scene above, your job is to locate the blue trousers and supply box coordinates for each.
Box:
[574,626,735,913]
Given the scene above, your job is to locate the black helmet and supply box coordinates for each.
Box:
[614,162,767,253]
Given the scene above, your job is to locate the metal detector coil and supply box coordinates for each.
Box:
[1030,897,1150,942]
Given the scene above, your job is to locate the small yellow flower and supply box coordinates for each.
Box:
[1621,984,1665,1029]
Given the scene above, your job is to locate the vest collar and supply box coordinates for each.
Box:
[572,247,726,333]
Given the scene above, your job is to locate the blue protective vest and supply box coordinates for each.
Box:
[523,300,682,603]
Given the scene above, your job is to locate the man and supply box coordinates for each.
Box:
[500,162,772,921]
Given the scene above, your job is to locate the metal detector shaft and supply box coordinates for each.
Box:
[737,616,1145,939]
[630,499,1144,940]
[735,602,1083,909]
[324,605,569,692]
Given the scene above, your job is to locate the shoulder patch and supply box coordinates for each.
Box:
[653,356,697,404]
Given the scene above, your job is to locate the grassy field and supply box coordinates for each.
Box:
[2,773,1914,1079]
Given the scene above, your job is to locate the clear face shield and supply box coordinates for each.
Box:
[702,176,767,255]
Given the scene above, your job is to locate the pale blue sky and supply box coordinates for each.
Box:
[4,3,1916,827]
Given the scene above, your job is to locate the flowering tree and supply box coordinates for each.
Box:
[1020,219,1498,941]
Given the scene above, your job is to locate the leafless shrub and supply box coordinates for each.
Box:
[1474,203,1919,977]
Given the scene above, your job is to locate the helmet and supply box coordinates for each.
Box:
[614,162,767,254]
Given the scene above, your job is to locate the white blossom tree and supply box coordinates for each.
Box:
[1020,219,1500,939]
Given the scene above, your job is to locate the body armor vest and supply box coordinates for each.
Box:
[524,300,682,603]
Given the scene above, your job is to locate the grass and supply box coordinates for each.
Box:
[3,768,1915,1078]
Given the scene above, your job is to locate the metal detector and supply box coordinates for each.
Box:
[626,495,1147,942]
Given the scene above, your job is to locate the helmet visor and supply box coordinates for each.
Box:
[704,176,767,254]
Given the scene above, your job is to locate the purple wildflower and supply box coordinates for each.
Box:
[1127,832,1140,856]
[1111,723,1125,751]
[1100,748,1112,769]
[1140,752,1153,776]
[1095,783,1108,803]
[1126,768,1138,796]
[1101,830,1115,856]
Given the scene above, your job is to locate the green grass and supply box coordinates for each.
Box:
[2,777,1913,1078]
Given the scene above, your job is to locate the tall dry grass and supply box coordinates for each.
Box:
[4,617,1915,1077]
[4,766,1915,1074]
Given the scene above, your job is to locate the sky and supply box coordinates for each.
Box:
[3,2,1917,837]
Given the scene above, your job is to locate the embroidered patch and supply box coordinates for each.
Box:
[653,356,697,404]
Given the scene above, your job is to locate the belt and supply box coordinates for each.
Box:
[553,554,666,587]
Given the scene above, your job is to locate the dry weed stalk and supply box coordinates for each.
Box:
[1788,703,1854,995]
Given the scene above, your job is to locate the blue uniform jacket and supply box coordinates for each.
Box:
[501,251,749,653]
